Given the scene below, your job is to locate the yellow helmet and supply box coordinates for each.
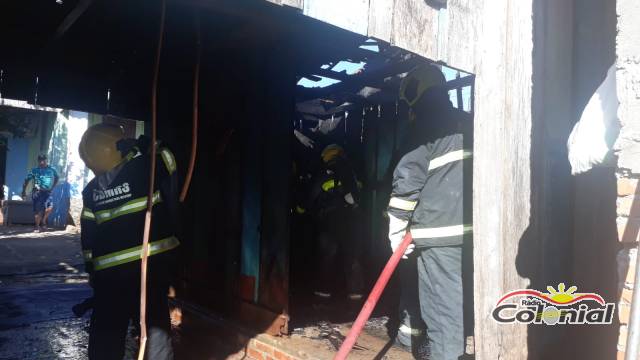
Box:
[79,123,126,175]
[321,144,344,164]
[399,64,446,108]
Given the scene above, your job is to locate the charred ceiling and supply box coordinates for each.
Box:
[1,0,471,124]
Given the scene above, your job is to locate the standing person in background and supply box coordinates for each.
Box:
[22,154,59,232]
[309,144,364,302]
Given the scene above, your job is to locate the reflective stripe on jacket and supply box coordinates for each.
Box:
[80,142,179,272]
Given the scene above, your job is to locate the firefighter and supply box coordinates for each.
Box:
[387,64,472,360]
[290,160,315,289]
[79,123,179,360]
[309,144,364,301]
[381,110,428,356]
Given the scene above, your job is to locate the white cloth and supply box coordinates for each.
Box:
[567,64,620,175]
[293,129,315,149]
[344,192,355,205]
[388,213,414,258]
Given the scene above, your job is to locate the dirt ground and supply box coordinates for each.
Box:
[0,225,414,360]
[0,226,144,360]
[0,226,92,360]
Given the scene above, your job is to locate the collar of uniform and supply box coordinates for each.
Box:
[95,148,141,190]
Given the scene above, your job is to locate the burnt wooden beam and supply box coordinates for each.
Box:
[295,44,386,78]
[52,0,95,41]
[442,74,474,90]
[296,56,422,101]
[298,68,473,106]
[304,67,351,82]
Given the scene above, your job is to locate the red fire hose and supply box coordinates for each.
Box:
[138,1,165,359]
[179,13,201,203]
[333,231,414,360]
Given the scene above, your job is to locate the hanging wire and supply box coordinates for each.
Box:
[0,69,4,99]
[179,12,201,202]
[360,107,365,143]
[344,110,349,135]
[106,88,111,112]
[138,0,165,358]
[34,76,39,105]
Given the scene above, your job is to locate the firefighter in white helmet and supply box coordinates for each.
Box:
[389,64,472,360]
[79,123,178,360]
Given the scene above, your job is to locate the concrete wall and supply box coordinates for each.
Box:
[5,137,30,198]
[615,0,640,357]
[615,0,640,175]
[4,115,54,198]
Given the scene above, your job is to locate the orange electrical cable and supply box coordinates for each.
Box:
[138,0,165,359]
[179,13,201,203]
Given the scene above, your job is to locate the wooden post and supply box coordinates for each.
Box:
[472,1,534,358]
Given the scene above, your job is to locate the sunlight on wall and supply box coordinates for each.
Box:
[49,111,90,198]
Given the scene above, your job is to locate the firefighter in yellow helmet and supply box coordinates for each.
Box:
[309,143,364,301]
[320,144,344,164]
[79,124,127,175]
[388,64,472,360]
[79,123,178,360]
[389,64,445,356]
[399,63,446,125]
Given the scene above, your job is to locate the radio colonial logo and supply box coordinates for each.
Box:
[492,283,615,325]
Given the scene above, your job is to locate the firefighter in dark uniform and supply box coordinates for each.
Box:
[387,65,472,360]
[79,124,179,360]
[382,113,428,356]
[309,144,364,300]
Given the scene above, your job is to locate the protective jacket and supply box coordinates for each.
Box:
[387,108,472,248]
[80,137,179,274]
[309,157,360,219]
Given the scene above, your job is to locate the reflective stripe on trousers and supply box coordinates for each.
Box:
[399,324,425,336]
[93,236,179,271]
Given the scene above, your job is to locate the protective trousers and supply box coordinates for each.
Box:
[417,246,464,360]
[315,208,364,296]
[88,274,173,360]
[397,255,427,349]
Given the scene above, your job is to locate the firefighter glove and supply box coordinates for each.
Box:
[388,213,414,259]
